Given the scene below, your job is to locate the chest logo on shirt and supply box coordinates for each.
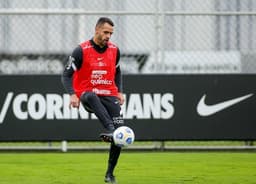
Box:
[90,57,107,67]
[90,70,112,86]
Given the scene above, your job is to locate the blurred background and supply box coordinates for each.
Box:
[1,0,256,75]
[0,0,255,151]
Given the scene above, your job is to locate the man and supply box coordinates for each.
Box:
[61,17,124,184]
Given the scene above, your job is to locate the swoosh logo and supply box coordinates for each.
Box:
[197,93,253,116]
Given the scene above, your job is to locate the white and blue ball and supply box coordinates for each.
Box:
[113,126,135,147]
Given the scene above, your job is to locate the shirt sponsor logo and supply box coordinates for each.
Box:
[90,79,112,85]
[92,70,107,75]
[92,88,111,95]
[90,70,112,85]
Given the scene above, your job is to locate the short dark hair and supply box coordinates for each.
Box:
[96,17,114,28]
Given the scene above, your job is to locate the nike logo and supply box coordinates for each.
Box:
[197,93,253,116]
[97,57,104,61]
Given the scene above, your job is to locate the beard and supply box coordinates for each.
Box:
[102,38,109,45]
[95,34,109,47]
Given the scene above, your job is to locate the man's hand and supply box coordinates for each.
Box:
[70,94,80,108]
[117,92,125,105]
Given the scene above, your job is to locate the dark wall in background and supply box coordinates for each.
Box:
[0,75,255,141]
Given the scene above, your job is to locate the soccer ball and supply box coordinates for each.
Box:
[113,126,135,147]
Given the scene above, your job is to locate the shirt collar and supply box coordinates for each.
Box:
[90,38,108,53]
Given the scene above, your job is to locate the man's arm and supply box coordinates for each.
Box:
[115,48,125,105]
[61,46,83,107]
[115,48,122,92]
[61,46,82,94]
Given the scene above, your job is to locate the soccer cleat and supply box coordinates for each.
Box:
[99,131,113,143]
[104,174,117,184]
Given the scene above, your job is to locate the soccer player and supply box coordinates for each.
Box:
[61,17,124,184]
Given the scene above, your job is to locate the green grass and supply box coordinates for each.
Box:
[0,152,256,184]
[0,141,252,147]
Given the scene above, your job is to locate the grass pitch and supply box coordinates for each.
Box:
[0,152,255,184]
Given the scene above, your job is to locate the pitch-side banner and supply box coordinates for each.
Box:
[0,75,255,141]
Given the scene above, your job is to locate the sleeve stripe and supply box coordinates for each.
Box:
[71,62,77,71]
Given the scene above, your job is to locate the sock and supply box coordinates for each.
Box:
[106,143,121,176]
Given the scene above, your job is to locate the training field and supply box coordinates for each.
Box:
[0,152,256,184]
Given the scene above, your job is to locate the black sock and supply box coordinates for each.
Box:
[106,143,121,176]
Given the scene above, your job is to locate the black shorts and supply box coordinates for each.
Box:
[81,92,124,127]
